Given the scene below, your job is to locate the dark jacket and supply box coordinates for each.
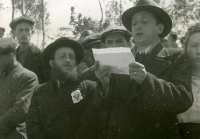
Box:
[16,43,50,83]
[0,64,38,139]
[94,43,192,139]
[26,79,99,139]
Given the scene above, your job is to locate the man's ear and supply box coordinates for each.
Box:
[49,60,54,68]
[157,23,164,35]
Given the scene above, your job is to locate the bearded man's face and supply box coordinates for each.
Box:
[49,47,79,82]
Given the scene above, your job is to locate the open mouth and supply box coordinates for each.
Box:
[136,32,143,37]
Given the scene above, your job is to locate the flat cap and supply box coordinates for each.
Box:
[101,25,132,42]
[10,16,34,30]
[0,38,17,53]
[81,33,101,48]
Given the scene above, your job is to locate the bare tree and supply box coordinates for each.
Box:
[11,0,15,20]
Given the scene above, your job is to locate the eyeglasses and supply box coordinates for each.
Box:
[55,53,76,61]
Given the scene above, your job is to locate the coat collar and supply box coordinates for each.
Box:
[144,43,171,76]
[114,43,172,99]
[43,79,84,123]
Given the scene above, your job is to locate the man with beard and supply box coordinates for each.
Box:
[26,37,99,139]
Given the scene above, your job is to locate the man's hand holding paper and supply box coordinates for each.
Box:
[93,47,147,85]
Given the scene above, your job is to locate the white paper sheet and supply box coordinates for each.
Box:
[92,47,135,75]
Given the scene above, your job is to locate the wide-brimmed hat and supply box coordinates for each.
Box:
[42,37,84,68]
[122,0,172,38]
[101,25,132,42]
[10,16,34,30]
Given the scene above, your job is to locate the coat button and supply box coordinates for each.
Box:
[65,117,70,122]
[155,123,161,129]
[111,120,117,126]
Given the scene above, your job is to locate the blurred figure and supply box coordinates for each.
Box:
[167,31,179,48]
[0,38,38,139]
[26,37,99,139]
[78,30,94,44]
[0,27,5,38]
[101,25,132,48]
[160,37,171,48]
[77,33,104,81]
[10,16,49,83]
[177,22,200,139]
[82,32,104,67]
[180,36,186,49]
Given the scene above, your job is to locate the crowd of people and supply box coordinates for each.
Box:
[0,0,200,138]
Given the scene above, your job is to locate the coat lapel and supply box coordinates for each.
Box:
[0,64,23,98]
[128,43,172,102]
[47,80,82,123]
[144,43,171,76]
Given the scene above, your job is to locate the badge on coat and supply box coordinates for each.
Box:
[71,90,83,104]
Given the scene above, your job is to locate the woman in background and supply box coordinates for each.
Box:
[177,22,200,139]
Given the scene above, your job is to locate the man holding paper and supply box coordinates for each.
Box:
[94,0,192,138]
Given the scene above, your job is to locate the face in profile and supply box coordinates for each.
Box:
[104,32,129,48]
[187,32,200,69]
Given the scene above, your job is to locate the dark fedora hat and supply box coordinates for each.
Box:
[122,0,172,38]
[10,16,34,30]
[42,37,84,68]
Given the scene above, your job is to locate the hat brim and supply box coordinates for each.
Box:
[10,19,34,30]
[42,38,84,68]
[101,30,132,42]
[122,5,172,38]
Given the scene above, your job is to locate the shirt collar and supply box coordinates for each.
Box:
[136,38,160,54]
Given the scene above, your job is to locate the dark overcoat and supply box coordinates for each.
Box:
[26,79,99,139]
[16,44,50,83]
[0,64,38,139]
[94,43,193,139]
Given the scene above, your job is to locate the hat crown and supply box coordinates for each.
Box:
[136,0,159,7]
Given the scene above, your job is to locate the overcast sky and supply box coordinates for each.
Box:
[0,0,171,47]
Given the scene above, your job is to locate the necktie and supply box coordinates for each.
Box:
[135,52,146,64]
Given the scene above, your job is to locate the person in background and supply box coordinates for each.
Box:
[101,25,132,48]
[78,32,104,81]
[177,22,200,139]
[0,27,5,38]
[78,30,94,44]
[180,35,186,49]
[160,37,171,48]
[0,38,38,139]
[167,31,180,48]
[93,0,192,138]
[10,16,49,83]
[26,37,99,139]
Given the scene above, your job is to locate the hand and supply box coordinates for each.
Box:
[129,62,147,85]
[77,62,89,75]
[94,61,110,86]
